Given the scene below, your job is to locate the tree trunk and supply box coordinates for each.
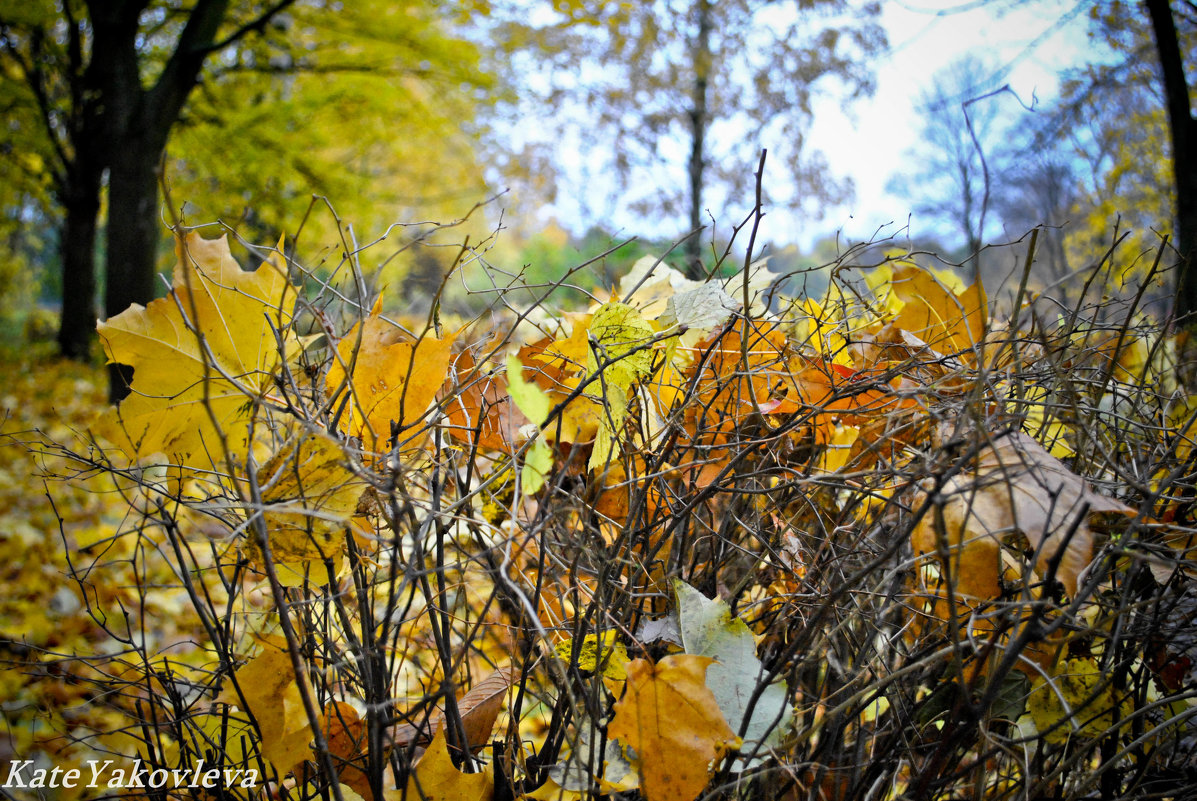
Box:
[56,171,102,360]
[685,0,712,279]
[1146,0,1197,323]
[105,143,162,322]
[104,138,164,400]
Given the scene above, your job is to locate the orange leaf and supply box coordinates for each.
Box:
[607,655,737,801]
[327,313,455,454]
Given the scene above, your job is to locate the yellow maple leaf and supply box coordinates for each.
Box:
[218,641,314,777]
[97,232,296,469]
[326,311,454,454]
[888,261,987,358]
[394,729,493,801]
[245,431,362,580]
[607,655,738,801]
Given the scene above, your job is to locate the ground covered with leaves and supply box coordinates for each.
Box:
[3,229,1197,801]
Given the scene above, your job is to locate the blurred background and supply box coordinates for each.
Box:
[0,0,1184,354]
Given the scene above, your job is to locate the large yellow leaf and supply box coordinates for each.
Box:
[218,641,314,777]
[889,262,987,358]
[326,311,454,454]
[245,431,362,580]
[97,233,296,468]
[607,655,737,801]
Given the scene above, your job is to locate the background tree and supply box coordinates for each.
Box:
[887,56,1010,275]
[1,1,300,365]
[490,0,885,278]
[0,1,493,378]
[1026,0,1181,308]
[1144,0,1197,320]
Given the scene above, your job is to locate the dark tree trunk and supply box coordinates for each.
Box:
[685,0,712,279]
[1146,0,1197,323]
[92,0,232,400]
[105,141,162,324]
[56,170,102,360]
[105,139,165,400]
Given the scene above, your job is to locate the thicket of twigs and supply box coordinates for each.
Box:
[10,213,1197,801]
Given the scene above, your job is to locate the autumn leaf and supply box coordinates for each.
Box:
[586,301,656,469]
[326,309,454,454]
[506,355,554,494]
[246,431,362,580]
[607,655,738,801]
[393,665,518,753]
[322,702,372,800]
[395,729,493,801]
[912,432,1133,599]
[674,581,794,762]
[546,722,638,796]
[97,232,296,470]
[553,631,629,679]
[441,348,516,453]
[218,641,314,777]
[888,261,987,358]
[1027,658,1134,743]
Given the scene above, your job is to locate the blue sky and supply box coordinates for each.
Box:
[526,1,1104,253]
[804,0,1097,248]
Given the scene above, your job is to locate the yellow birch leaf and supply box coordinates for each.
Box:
[607,655,737,801]
[397,729,493,801]
[586,302,655,470]
[97,232,296,470]
[553,631,629,679]
[326,312,454,454]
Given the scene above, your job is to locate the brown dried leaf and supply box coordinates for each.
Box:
[913,432,1133,598]
[393,665,519,753]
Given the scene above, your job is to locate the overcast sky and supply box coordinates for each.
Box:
[793,0,1099,249]
[528,1,1105,254]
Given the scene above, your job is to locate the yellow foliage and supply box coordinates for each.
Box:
[218,640,316,776]
[97,233,294,469]
[397,729,494,801]
[326,308,455,455]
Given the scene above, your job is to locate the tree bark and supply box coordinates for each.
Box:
[56,169,102,359]
[94,0,232,400]
[105,140,164,328]
[1146,0,1197,323]
[685,0,712,279]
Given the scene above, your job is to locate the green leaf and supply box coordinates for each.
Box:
[522,437,553,496]
[506,354,551,426]
[674,580,794,764]
[586,302,655,470]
